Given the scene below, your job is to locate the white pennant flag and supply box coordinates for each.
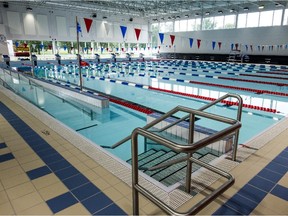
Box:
[104,22,111,36]
[32,44,36,49]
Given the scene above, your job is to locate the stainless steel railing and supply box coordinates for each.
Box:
[102,93,242,162]
[131,105,242,215]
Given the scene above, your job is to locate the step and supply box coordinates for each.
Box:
[138,150,166,167]
[159,153,217,186]
[126,149,156,164]
[139,151,176,170]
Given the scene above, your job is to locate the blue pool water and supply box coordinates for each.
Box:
[3,59,288,161]
[33,60,287,145]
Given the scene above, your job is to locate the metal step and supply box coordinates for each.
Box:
[126,149,156,164]
[139,151,176,170]
[138,150,166,167]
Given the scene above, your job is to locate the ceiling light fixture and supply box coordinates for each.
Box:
[195,13,200,16]
[230,8,235,13]
[243,7,249,11]
[218,10,223,14]
[26,7,32,11]
[205,12,210,15]
[184,14,189,18]
[258,5,264,9]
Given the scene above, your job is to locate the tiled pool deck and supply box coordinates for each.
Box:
[0,87,287,215]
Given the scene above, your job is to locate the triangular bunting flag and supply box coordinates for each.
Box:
[170,35,175,46]
[262,45,264,51]
[197,39,201,49]
[120,26,127,39]
[134,28,141,41]
[15,41,19,47]
[189,38,193,48]
[159,33,164,44]
[250,45,253,52]
[235,43,239,50]
[32,44,36,49]
[231,43,234,50]
[218,42,222,50]
[212,41,216,50]
[83,18,93,33]
[245,45,248,51]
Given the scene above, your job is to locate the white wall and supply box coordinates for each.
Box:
[159,26,288,56]
[0,4,149,43]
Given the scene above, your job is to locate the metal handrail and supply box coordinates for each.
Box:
[101,93,243,153]
[131,105,241,215]
[148,93,242,161]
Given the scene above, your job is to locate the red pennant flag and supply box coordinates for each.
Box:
[218,42,222,50]
[158,45,161,49]
[235,43,239,50]
[134,28,141,41]
[84,18,93,33]
[24,43,28,48]
[197,39,201,49]
[170,35,175,46]
[169,45,171,48]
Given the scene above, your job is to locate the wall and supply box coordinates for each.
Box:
[0,4,149,43]
[158,26,288,56]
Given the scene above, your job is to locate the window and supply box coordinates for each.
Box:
[259,11,273,27]
[224,15,236,28]
[202,17,215,30]
[179,20,187,31]
[246,12,259,27]
[283,9,288,25]
[187,19,195,31]
[214,16,224,29]
[237,13,247,28]
[195,18,201,30]
[174,20,180,32]
[164,21,173,32]
[273,9,282,26]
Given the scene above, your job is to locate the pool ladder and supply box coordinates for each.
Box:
[103,93,243,215]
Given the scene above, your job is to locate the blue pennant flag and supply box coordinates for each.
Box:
[120,26,127,39]
[159,33,164,44]
[189,38,193,48]
[231,43,234,50]
[212,41,216,50]
[77,22,82,37]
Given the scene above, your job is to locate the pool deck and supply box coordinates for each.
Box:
[0,86,287,215]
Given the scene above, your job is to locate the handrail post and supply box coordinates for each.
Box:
[185,113,195,193]
[131,131,139,215]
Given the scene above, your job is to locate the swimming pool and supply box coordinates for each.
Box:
[0,68,147,160]
[34,60,287,146]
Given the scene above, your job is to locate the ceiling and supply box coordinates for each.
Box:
[3,0,288,21]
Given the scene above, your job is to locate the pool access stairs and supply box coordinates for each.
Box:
[127,148,218,187]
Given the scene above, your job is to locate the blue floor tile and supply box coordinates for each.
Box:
[265,161,287,175]
[278,150,288,159]
[26,166,52,180]
[213,204,243,215]
[0,143,7,149]
[248,176,275,193]
[37,148,58,158]
[272,156,288,168]
[31,143,53,153]
[257,168,283,183]
[95,203,127,215]
[225,194,258,215]
[63,173,89,190]
[46,192,78,213]
[0,153,15,162]
[42,153,64,165]
[82,192,113,214]
[48,160,72,172]
[71,182,101,201]
[270,184,288,201]
[237,184,267,203]
[55,166,80,180]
